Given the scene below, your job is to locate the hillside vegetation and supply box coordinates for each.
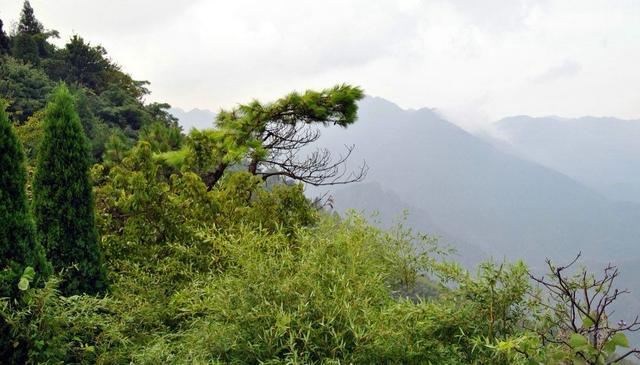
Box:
[1,2,639,364]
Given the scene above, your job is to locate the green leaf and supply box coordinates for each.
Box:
[581,316,594,328]
[17,266,36,291]
[604,332,629,353]
[18,277,29,291]
[569,333,589,349]
[22,266,35,281]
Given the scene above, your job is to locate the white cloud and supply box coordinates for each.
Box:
[1,0,639,128]
[534,59,582,83]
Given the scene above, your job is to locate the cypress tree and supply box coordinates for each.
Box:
[33,85,107,295]
[0,102,50,299]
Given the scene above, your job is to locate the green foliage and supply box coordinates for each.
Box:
[0,102,51,363]
[0,102,50,300]
[139,121,183,153]
[102,128,134,167]
[11,32,39,65]
[17,1,44,35]
[2,2,177,156]
[13,110,44,161]
[0,57,54,122]
[12,1,58,65]
[185,85,365,189]
[216,84,364,131]
[0,277,122,365]
[59,35,113,92]
[5,141,639,364]
[32,84,107,295]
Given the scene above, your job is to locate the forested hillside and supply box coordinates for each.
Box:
[1,2,640,364]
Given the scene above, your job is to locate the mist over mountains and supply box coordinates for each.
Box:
[488,115,640,203]
[172,97,640,266]
[322,98,640,264]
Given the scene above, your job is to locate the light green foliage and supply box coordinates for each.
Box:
[33,84,107,295]
[141,215,420,364]
[95,141,217,254]
[215,83,363,163]
[13,110,43,161]
[102,129,133,167]
[1,277,121,364]
[6,141,637,363]
[139,120,183,153]
[155,148,188,168]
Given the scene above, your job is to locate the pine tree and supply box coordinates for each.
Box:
[0,102,50,299]
[17,1,43,35]
[33,85,107,295]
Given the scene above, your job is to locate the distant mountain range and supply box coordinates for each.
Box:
[170,107,216,131]
[487,115,640,203]
[317,97,640,264]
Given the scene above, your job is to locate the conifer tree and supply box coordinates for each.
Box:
[17,1,43,35]
[0,102,50,299]
[33,85,107,295]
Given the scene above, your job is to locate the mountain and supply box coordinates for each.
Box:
[318,97,640,265]
[489,115,640,203]
[170,107,216,131]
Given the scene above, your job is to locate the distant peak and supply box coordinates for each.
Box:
[360,95,405,112]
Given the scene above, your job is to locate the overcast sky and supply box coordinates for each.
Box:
[1,0,639,129]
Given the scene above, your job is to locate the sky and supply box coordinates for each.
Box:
[1,0,639,130]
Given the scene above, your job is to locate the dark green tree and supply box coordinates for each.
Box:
[11,32,39,65]
[61,35,111,91]
[13,1,57,63]
[32,84,107,295]
[17,1,44,35]
[0,102,50,299]
[0,19,10,54]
